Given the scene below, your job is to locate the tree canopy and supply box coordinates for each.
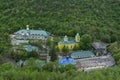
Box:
[0,0,120,79]
[79,34,92,50]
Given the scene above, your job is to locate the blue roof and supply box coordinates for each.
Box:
[58,40,76,45]
[23,45,39,52]
[15,29,50,37]
[59,57,76,65]
[71,51,95,58]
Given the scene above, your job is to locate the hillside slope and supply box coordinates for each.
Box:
[0,0,120,52]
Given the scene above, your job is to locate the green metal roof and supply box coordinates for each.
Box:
[23,45,39,52]
[64,35,68,38]
[58,40,77,45]
[71,51,95,58]
[15,29,50,37]
[76,33,80,37]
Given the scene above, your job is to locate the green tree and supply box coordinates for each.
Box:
[49,42,58,62]
[42,62,56,72]
[73,45,79,51]
[79,34,92,50]
[62,46,69,56]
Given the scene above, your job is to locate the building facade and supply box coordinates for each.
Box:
[58,33,80,51]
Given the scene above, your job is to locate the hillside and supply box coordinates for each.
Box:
[0,0,120,80]
[0,0,120,38]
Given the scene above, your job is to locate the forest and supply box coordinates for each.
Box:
[0,0,120,80]
[0,58,120,80]
[0,0,120,52]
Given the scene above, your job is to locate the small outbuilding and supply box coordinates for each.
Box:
[92,42,109,55]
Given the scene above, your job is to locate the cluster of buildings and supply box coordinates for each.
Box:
[10,25,51,61]
[10,26,115,71]
[59,41,115,71]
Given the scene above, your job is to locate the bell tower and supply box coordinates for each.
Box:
[26,25,29,30]
[75,33,80,42]
[26,25,30,36]
[64,35,68,41]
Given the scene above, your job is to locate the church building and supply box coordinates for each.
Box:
[58,33,80,51]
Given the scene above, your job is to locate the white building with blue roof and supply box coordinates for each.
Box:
[14,25,50,40]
